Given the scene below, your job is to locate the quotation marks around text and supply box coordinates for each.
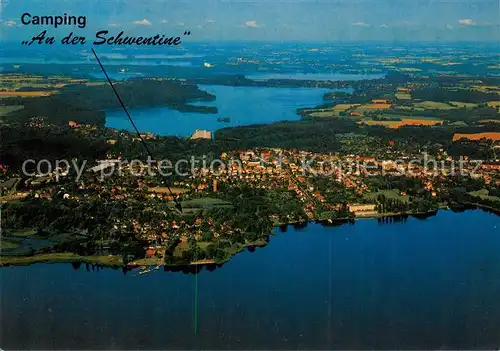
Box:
[184,30,191,35]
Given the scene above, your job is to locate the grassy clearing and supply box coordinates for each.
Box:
[449,101,478,108]
[395,93,411,100]
[450,121,469,127]
[413,101,456,109]
[172,241,213,258]
[470,86,500,93]
[487,101,500,108]
[469,189,500,202]
[10,228,37,237]
[0,253,123,266]
[310,110,337,118]
[333,103,360,110]
[130,257,161,266]
[364,189,410,203]
[197,242,211,249]
[173,242,188,257]
[84,82,108,86]
[397,106,426,111]
[309,104,360,118]
[181,197,232,208]
[0,91,53,97]
[381,114,442,121]
[1,239,21,250]
[0,105,24,116]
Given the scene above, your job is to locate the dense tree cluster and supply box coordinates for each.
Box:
[1,78,217,126]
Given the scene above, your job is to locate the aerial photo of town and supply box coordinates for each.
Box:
[1,0,499,349]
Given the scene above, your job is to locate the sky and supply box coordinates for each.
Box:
[1,0,499,42]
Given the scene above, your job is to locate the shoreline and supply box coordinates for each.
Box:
[1,207,497,269]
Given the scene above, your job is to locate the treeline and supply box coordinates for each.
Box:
[2,116,497,174]
[58,79,216,111]
[366,175,426,195]
[383,106,499,123]
[411,87,499,103]
[215,117,498,156]
[1,196,149,260]
[1,78,217,126]
[215,119,351,152]
[0,125,109,171]
[438,176,500,211]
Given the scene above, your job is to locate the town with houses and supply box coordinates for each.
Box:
[2,126,499,267]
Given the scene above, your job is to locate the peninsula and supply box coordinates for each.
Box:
[1,70,499,269]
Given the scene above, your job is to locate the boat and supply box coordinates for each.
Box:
[134,266,155,276]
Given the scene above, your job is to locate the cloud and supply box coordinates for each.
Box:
[176,22,185,26]
[379,24,388,28]
[206,19,216,24]
[244,20,261,28]
[351,21,370,27]
[132,18,152,26]
[446,24,454,29]
[4,20,16,27]
[458,18,476,26]
[108,23,121,28]
[161,19,169,24]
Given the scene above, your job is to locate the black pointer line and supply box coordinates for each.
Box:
[91,48,183,212]
[92,48,197,334]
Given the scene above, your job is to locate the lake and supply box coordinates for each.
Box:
[1,210,499,349]
[105,85,340,137]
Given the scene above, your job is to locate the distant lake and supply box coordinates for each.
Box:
[246,72,385,81]
[89,72,146,80]
[106,85,343,137]
[1,210,499,349]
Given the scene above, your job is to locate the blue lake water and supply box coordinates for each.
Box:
[105,85,339,137]
[1,210,499,349]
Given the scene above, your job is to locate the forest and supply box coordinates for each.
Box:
[1,78,217,126]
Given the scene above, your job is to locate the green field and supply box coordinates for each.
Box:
[178,197,233,214]
[364,189,410,203]
[0,253,123,266]
[309,110,338,118]
[0,105,24,116]
[469,189,500,202]
[1,239,21,250]
[173,241,212,257]
[380,114,442,121]
[413,101,456,110]
[309,104,360,118]
[395,93,411,100]
[10,228,37,237]
[181,197,232,208]
[449,101,478,108]
[397,106,425,111]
